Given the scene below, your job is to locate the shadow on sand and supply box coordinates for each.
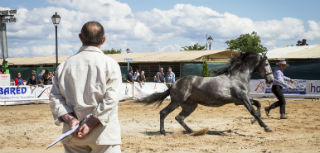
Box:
[142,131,174,136]
[141,129,248,137]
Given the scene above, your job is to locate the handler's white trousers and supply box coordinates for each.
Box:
[63,144,121,153]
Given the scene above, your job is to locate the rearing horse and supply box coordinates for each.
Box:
[138,52,274,134]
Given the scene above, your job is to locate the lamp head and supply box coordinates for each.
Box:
[51,12,61,25]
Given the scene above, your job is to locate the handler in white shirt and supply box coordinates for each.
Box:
[265,60,294,119]
[50,21,122,153]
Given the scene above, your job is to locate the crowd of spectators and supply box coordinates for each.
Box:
[126,67,175,85]
[11,67,175,87]
[14,69,54,86]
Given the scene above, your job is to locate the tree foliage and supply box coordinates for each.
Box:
[225,31,267,53]
[182,43,206,51]
[103,48,122,54]
[202,61,210,77]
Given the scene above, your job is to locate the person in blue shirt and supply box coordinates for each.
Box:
[126,69,134,83]
[166,66,175,84]
[265,60,294,119]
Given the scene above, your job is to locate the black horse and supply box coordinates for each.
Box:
[138,52,274,134]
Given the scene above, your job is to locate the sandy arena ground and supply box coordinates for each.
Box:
[0,98,320,153]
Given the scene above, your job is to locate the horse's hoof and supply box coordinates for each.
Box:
[264,127,272,132]
[185,130,193,134]
[160,130,166,135]
[250,118,256,124]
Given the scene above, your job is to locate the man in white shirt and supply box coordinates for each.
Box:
[50,21,122,153]
[265,60,294,119]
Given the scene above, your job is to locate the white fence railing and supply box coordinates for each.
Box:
[1,79,319,105]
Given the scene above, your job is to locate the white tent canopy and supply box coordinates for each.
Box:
[266,45,320,60]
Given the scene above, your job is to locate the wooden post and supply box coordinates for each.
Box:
[132,82,134,99]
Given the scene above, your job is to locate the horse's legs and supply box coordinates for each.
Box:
[159,101,179,135]
[175,102,198,134]
[238,92,271,132]
[250,99,261,124]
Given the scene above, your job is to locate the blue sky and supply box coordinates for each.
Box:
[120,0,320,21]
[1,0,320,57]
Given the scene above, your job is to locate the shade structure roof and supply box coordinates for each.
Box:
[107,49,233,63]
[0,49,234,66]
[266,45,320,60]
[1,45,320,66]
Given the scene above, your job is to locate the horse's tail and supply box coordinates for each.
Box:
[136,87,171,106]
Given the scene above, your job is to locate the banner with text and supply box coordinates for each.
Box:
[249,79,320,98]
[0,74,10,86]
[0,85,52,102]
[1,80,320,105]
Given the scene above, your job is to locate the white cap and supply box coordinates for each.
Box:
[277,60,289,66]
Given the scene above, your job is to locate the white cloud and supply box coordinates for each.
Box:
[2,1,320,57]
[133,22,153,41]
[158,44,181,52]
[9,44,77,57]
[303,21,320,40]
[136,4,320,49]
[255,17,305,40]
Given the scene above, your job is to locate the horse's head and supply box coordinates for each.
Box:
[254,53,274,85]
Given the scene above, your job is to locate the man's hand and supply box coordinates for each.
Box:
[61,113,79,130]
[76,116,100,138]
[288,86,294,90]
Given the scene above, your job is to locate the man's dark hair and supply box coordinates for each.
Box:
[80,21,105,46]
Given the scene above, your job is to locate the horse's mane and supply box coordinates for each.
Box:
[214,52,260,76]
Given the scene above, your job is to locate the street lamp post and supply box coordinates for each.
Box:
[0,10,17,74]
[206,36,213,50]
[51,12,61,69]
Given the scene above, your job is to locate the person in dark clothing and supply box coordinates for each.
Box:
[26,74,37,87]
[42,70,53,85]
[126,69,134,83]
[154,67,165,83]
[265,60,294,119]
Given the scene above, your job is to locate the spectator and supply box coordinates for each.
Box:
[137,70,146,86]
[26,74,37,87]
[14,72,24,86]
[166,66,175,84]
[37,69,45,84]
[154,67,165,83]
[42,70,53,85]
[49,71,53,82]
[127,69,134,83]
[32,70,36,76]
[133,69,140,81]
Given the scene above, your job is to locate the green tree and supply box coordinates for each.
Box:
[202,61,210,77]
[103,48,122,54]
[182,43,206,51]
[225,31,267,53]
